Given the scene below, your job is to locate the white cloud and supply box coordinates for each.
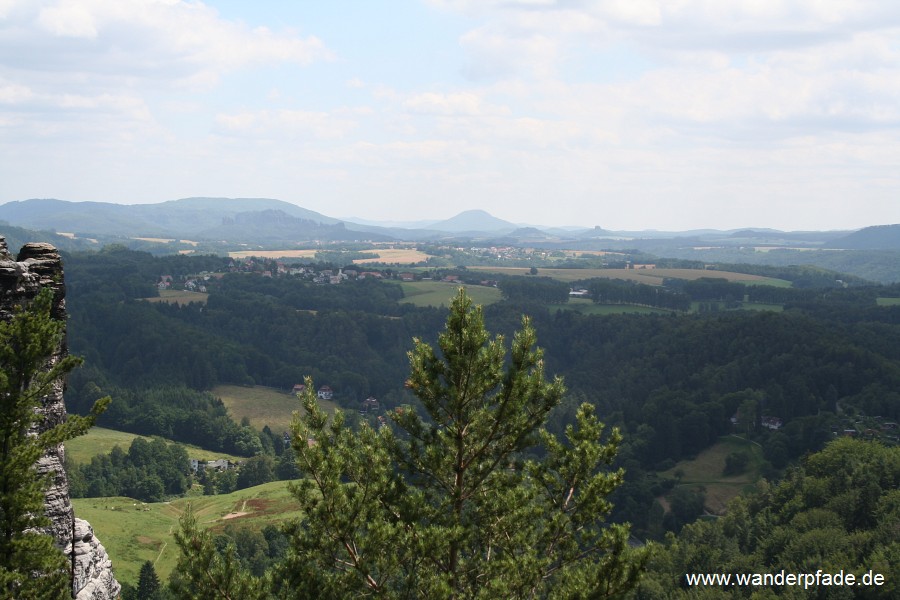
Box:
[403,91,509,116]
[38,0,99,38]
[0,0,332,88]
[601,0,662,27]
[432,0,900,144]
[0,79,31,103]
[435,0,900,68]
[460,26,560,80]
[214,109,357,141]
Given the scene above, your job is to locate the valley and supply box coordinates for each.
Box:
[2,199,899,594]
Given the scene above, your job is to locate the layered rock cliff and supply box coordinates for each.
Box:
[0,237,120,599]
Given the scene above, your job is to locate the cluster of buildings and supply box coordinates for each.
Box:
[291,383,334,400]
[729,410,899,446]
[226,257,422,286]
[189,458,239,472]
[292,383,382,418]
[836,417,898,443]
[157,272,217,292]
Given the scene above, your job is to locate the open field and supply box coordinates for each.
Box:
[73,480,302,586]
[660,436,764,514]
[65,427,243,465]
[213,385,339,434]
[468,266,790,287]
[353,248,431,264]
[143,289,209,306]
[65,428,147,464]
[133,237,200,246]
[563,298,671,315]
[734,302,783,312]
[399,281,503,308]
[689,301,784,313]
[227,249,319,259]
[877,297,900,306]
[56,232,100,243]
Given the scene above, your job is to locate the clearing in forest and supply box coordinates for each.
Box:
[659,436,765,515]
[399,281,503,308]
[213,384,339,434]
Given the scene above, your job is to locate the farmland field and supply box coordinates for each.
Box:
[468,266,790,287]
[133,237,200,246]
[65,427,243,465]
[399,281,503,308]
[877,297,900,306]
[73,480,302,586]
[213,385,339,434]
[353,248,431,264]
[227,249,319,259]
[143,289,209,306]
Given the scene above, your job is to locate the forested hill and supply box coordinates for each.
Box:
[827,223,900,249]
[638,438,899,597]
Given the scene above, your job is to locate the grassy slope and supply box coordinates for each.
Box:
[399,281,503,308]
[143,289,209,306]
[73,481,302,586]
[659,435,765,514]
[66,427,243,465]
[213,385,339,435]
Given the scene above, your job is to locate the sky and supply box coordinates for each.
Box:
[1,0,899,231]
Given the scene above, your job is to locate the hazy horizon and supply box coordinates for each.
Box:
[1,196,881,233]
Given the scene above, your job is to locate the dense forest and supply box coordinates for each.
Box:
[637,438,899,598]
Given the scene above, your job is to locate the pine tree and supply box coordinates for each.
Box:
[137,561,161,600]
[276,288,648,598]
[0,288,109,599]
[170,507,266,600]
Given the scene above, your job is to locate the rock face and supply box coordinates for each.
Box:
[0,237,120,599]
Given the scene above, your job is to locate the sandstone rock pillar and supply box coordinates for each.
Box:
[0,238,120,600]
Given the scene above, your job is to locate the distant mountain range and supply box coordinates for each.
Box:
[0,197,897,251]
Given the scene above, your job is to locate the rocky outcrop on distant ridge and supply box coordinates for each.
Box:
[0,237,120,599]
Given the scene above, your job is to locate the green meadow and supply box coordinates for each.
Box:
[73,481,302,586]
[66,427,243,465]
[143,289,209,306]
[399,281,503,308]
[659,435,765,514]
[562,298,671,315]
[213,384,339,434]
